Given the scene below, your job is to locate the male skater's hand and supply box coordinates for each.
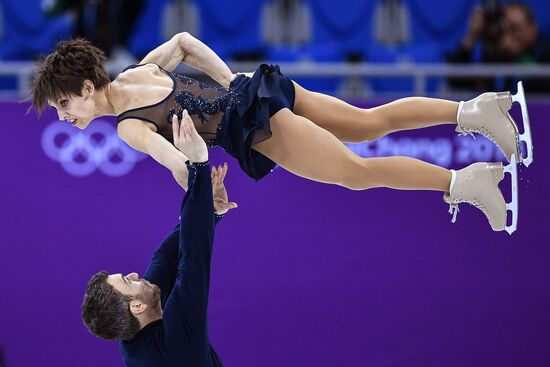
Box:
[172,110,208,163]
[211,163,238,215]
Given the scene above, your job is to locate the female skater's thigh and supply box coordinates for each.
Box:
[291,81,383,142]
[252,108,364,185]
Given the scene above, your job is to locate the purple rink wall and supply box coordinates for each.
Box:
[1,100,549,367]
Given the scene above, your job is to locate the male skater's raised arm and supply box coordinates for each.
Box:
[82,110,236,367]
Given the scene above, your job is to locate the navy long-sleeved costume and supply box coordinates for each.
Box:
[120,161,223,367]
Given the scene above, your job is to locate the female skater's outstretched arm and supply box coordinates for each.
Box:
[139,32,233,87]
[116,32,237,189]
[117,119,191,189]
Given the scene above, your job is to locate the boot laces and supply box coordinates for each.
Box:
[457,125,499,144]
[457,125,520,160]
[448,201,460,223]
[448,198,488,223]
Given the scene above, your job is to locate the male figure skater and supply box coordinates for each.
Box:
[82,110,236,366]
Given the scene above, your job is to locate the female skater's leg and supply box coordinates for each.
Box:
[253,109,451,191]
[292,82,459,142]
[253,109,510,231]
[291,83,521,164]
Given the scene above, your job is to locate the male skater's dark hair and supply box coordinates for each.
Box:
[31,38,110,113]
[82,271,140,340]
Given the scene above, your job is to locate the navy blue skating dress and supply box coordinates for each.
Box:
[117,63,295,180]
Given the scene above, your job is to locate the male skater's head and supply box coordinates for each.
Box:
[82,271,166,340]
[82,271,162,340]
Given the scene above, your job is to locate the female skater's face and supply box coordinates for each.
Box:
[48,82,96,130]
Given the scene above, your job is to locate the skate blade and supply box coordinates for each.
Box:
[503,154,519,235]
[511,81,534,167]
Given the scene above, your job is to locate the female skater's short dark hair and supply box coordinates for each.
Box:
[82,271,141,340]
[31,38,110,113]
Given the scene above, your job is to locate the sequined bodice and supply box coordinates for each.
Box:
[117,64,235,145]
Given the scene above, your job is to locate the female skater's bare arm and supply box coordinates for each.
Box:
[118,119,190,190]
[139,32,233,87]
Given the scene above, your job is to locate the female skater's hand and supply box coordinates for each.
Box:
[172,110,208,163]
[212,163,238,215]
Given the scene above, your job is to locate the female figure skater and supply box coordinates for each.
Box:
[31,34,522,232]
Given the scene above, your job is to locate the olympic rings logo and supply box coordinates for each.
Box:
[41,120,147,177]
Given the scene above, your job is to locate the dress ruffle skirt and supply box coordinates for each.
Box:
[217,64,295,180]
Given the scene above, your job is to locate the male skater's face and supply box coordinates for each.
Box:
[107,273,161,310]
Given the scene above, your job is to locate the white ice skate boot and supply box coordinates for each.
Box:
[444,156,518,234]
[457,81,533,167]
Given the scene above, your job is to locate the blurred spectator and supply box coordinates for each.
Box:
[373,0,411,47]
[43,0,144,65]
[447,2,550,93]
[162,0,200,41]
[261,0,312,47]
